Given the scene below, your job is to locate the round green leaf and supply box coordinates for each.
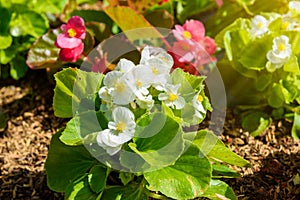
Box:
[45,131,96,192]
[192,130,250,167]
[144,145,211,199]
[88,165,108,193]
[65,175,98,200]
[201,179,237,200]
[0,34,12,50]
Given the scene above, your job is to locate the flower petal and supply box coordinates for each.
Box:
[56,34,83,48]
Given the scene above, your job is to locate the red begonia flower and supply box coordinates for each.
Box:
[58,42,84,62]
[55,16,86,49]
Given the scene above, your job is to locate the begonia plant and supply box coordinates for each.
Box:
[45,46,250,199]
[216,0,300,138]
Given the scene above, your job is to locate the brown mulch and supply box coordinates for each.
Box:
[0,70,299,200]
[222,111,300,200]
[0,70,65,200]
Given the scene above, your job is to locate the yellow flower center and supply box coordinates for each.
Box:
[257,22,263,29]
[152,67,159,75]
[115,82,126,92]
[67,28,77,37]
[116,121,126,131]
[278,43,286,51]
[281,21,290,30]
[197,95,203,103]
[136,79,143,88]
[169,93,178,101]
[182,31,191,39]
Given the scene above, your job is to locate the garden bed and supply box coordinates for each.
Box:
[0,70,299,200]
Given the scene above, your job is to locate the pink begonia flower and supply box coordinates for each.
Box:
[172,20,205,43]
[170,19,217,74]
[215,0,223,7]
[58,42,84,62]
[55,16,86,49]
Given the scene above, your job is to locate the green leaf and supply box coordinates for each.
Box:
[100,182,148,200]
[268,83,284,108]
[45,130,96,192]
[127,113,184,168]
[292,108,300,140]
[281,80,298,104]
[29,0,68,14]
[0,34,12,50]
[171,68,205,96]
[53,68,103,118]
[104,6,163,42]
[212,164,240,179]
[119,172,134,186]
[192,130,250,167]
[72,10,113,26]
[144,144,211,199]
[60,111,108,146]
[284,31,300,55]
[10,11,48,38]
[283,54,299,73]
[144,10,173,29]
[176,0,212,23]
[0,47,16,64]
[10,55,28,80]
[239,36,273,70]
[242,111,271,137]
[0,7,11,34]
[65,175,98,200]
[26,29,60,69]
[215,18,251,48]
[255,73,272,92]
[88,165,108,193]
[201,179,237,200]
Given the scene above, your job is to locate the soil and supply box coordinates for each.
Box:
[0,70,299,200]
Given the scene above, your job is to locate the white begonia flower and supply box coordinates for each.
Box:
[136,94,154,110]
[289,1,300,15]
[115,58,135,73]
[103,71,135,105]
[250,15,269,38]
[266,35,292,72]
[192,92,206,120]
[96,107,136,155]
[140,46,174,90]
[158,84,185,109]
[124,64,153,99]
[140,46,174,68]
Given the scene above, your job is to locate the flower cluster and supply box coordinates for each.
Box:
[96,46,207,155]
[55,16,86,62]
[168,20,217,75]
[250,1,300,39]
[247,2,300,72]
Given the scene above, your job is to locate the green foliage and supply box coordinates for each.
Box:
[53,68,103,118]
[0,0,67,79]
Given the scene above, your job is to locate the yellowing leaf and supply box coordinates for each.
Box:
[104,6,163,41]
